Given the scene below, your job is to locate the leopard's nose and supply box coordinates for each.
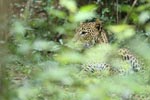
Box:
[83,43,92,48]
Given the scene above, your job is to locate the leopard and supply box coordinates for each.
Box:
[73,19,147,100]
[74,18,148,100]
[74,19,143,75]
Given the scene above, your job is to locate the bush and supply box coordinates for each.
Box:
[1,0,150,100]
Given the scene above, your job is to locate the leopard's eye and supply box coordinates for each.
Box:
[80,31,87,35]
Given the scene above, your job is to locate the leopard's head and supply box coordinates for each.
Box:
[74,19,103,48]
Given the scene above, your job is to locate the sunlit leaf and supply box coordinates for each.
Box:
[80,4,97,12]
[18,86,39,100]
[120,5,131,12]
[17,41,31,54]
[11,21,26,36]
[73,5,97,22]
[84,44,112,63]
[33,40,60,51]
[55,50,83,64]
[74,11,96,22]
[47,8,67,18]
[139,11,150,24]
[107,25,135,40]
[145,24,150,33]
[30,18,47,28]
[136,4,150,12]
[128,36,150,62]
[60,0,77,13]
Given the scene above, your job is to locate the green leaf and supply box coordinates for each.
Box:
[74,11,96,22]
[107,25,135,40]
[80,4,97,12]
[120,5,132,12]
[47,8,67,18]
[60,0,77,13]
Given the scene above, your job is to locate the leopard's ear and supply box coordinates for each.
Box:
[96,19,102,24]
[95,19,102,31]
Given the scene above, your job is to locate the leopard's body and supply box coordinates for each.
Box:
[82,63,111,73]
[74,19,143,74]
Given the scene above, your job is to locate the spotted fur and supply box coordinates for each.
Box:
[82,63,111,73]
[118,48,142,72]
[82,62,129,76]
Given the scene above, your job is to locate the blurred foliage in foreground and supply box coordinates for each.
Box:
[1,0,150,100]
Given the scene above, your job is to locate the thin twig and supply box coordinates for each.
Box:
[124,0,138,23]
[116,0,118,23]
